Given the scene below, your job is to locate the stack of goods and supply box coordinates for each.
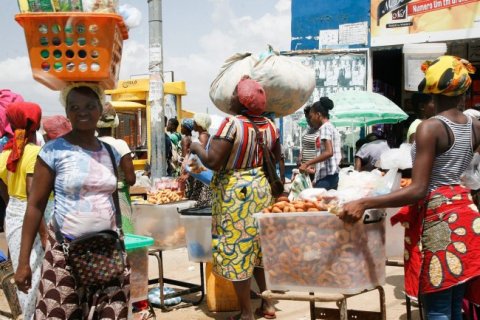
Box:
[262,196,339,214]
[15,1,128,90]
[145,189,185,205]
[132,177,186,205]
[255,210,386,294]
[18,0,119,13]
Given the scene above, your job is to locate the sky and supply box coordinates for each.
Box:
[0,0,291,116]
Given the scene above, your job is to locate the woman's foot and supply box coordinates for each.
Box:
[255,299,276,319]
[227,313,254,320]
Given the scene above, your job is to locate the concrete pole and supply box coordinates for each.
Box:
[148,0,166,179]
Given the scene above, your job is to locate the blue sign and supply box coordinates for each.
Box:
[291,0,371,50]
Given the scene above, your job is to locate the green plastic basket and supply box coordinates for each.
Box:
[124,234,154,251]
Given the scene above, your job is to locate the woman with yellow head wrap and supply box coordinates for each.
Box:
[340,55,480,318]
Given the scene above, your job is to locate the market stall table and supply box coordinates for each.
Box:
[132,200,205,309]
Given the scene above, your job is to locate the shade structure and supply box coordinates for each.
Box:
[328,91,408,127]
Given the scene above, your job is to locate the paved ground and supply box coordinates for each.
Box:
[0,234,422,320]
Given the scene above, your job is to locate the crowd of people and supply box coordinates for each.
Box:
[0,55,477,320]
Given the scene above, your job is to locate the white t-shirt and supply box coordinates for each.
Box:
[98,136,132,158]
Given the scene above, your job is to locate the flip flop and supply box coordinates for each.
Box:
[255,308,277,319]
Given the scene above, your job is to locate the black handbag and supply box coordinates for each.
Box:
[247,117,284,197]
[53,142,126,287]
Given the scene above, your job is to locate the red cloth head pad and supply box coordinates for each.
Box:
[237,77,266,116]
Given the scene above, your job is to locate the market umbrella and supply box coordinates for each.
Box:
[328,91,408,127]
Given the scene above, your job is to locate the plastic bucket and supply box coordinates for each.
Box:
[179,206,213,263]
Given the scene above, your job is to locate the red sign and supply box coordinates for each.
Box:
[408,0,479,15]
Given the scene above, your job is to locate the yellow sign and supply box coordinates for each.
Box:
[371,0,480,46]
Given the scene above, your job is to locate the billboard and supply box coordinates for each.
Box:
[291,0,370,50]
[280,52,367,165]
[371,0,480,46]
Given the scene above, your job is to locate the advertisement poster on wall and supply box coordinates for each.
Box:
[371,0,480,46]
[281,52,367,165]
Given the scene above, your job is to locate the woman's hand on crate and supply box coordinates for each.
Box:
[338,199,366,223]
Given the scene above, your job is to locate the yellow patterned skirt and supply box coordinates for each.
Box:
[211,167,273,281]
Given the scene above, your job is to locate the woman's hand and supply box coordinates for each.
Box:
[40,233,48,250]
[338,199,366,223]
[299,163,315,174]
[299,163,309,173]
[15,265,32,293]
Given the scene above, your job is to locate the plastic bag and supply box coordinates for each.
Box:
[379,143,413,170]
[209,53,257,115]
[185,154,213,186]
[82,0,117,13]
[461,153,480,190]
[288,173,313,201]
[297,188,327,202]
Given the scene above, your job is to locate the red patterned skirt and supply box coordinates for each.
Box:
[35,225,130,320]
[392,185,480,300]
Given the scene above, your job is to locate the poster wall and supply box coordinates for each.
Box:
[371,0,480,46]
[281,52,367,165]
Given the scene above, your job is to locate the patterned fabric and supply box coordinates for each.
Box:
[181,118,194,132]
[38,138,121,238]
[419,55,476,96]
[5,197,53,320]
[213,115,278,170]
[391,185,480,300]
[35,226,130,320]
[4,102,42,172]
[0,144,40,199]
[211,168,273,280]
[190,180,212,208]
[66,231,126,287]
[315,121,341,181]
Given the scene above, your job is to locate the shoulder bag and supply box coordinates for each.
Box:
[53,142,126,287]
[246,117,284,197]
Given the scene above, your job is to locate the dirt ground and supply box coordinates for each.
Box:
[0,235,422,320]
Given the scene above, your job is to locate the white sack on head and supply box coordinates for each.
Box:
[209,53,258,115]
[251,53,316,117]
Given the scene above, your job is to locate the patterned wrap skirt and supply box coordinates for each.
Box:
[211,167,273,281]
[420,186,480,293]
[35,224,130,320]
[393,185,480,299]
[5,197,53,320]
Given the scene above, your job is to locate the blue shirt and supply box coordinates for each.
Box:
[39,138,121,238]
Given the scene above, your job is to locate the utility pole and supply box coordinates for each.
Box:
[148,0,166,178]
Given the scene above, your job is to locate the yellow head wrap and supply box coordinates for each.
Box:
[418,55,476,96]
[60,82,105,108]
